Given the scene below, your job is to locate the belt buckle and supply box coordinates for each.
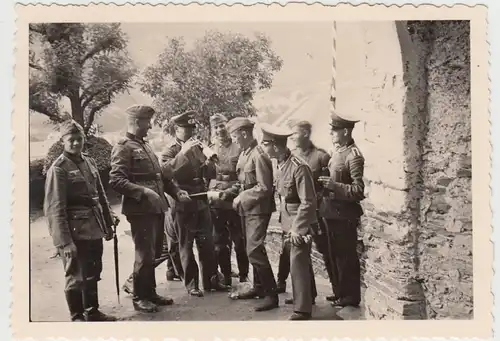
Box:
[221,174,230,181]
[156,173,161,180]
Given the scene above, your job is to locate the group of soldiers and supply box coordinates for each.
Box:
[43,103,365,322]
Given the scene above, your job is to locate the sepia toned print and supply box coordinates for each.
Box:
[13,3,491,340]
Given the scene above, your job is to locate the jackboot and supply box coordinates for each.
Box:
[133,299,158,313]
[254,295,279,312]
[65,290,85,322]
[289,311,312,320]
[254,267,279,312]
[84,282,117,321]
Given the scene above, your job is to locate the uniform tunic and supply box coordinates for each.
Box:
[161,138,218,291]
[224,139,277,294]
[276,151,317,314]
[109,132,181,300]
[319,139,365,303]
[44,151,114,317]
[277,143,335,295]
[207,138,249,279]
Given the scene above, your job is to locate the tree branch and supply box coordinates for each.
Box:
[80,37,116,65]
[84,96,111,134]
[29,104,64,123]
[29,63,43,71]
[80,89,101,109]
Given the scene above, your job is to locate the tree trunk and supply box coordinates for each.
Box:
[69,93,84,127]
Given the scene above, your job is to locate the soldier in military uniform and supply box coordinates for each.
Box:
[259,123,318,320]
[44,120,117,322]
[160,111,225,297]
[221,117,279,312]
[206,113,250,285]
[109,105,191,313]
[318,112,365,308]
[276,120,338,302]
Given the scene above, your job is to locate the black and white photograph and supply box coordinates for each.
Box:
[14,3,491,339]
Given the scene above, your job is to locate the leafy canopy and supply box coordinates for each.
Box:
[139,30,283,140]
[29,23,136,135]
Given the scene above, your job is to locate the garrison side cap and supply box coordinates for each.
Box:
[210,113,228,126]
[126,104,156,120]
[59,119,85,138]
[226,117,255,134]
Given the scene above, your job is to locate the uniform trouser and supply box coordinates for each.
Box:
[170,206,218,291]
[289,241,314,314]
[323,218,361,302]
[277,238,317,299]
[241,214,277,296]
[59,238,103,320]
[211,208,249,279]
[126,213,165,301]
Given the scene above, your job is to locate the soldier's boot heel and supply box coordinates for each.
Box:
[289,312,312,320]
[254,295,279,312]
[133,299,158,313]
[65,290,85,322]
[84,284,118,321]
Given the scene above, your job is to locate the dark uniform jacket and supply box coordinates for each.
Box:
[276,152,318,235]
[319,140,365,220]
[44,152,114,248]
[160,137,210,212]
[206,138,241,210]
[292,143,331,205]
[109,133,181,216]
[224,139,276,216]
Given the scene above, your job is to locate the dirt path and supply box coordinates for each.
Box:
[30,206,359,322]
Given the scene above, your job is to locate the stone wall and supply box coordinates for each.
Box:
[264,20,472,320]
[417,21,473,319]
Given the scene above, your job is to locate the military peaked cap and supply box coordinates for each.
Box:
[59,120,85,138]
[226,117,255,134]
[210,113,228,126]
[126,105,156,120]
[329,111,360,129]
[171,110,197,127]
[260,123,293,143]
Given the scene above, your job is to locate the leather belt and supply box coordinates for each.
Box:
[67,196,100,207]
[131,172,161,181]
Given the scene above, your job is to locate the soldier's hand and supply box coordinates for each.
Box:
[143,188,163,209]
[177,190,192,202]
[62,242,77,259]
[232,195,241,211]
[318,176,335,191]
[112,213,120,226]
[180,139,201,155]
[104,230,114,241]
[289,231,304,246]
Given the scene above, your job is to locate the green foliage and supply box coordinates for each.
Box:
[29,158,45,181]
[29,23,136,134]
[139,30,283,140]
[43,136,113,175]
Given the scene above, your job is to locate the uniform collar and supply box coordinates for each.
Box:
[335,139,355,153]
[296,141,315,156]
[243,139,258,155]
[63,151,84,164]
[278,149,292,170]
[126,132,145,143]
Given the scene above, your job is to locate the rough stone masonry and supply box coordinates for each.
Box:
[265,20,472,320]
